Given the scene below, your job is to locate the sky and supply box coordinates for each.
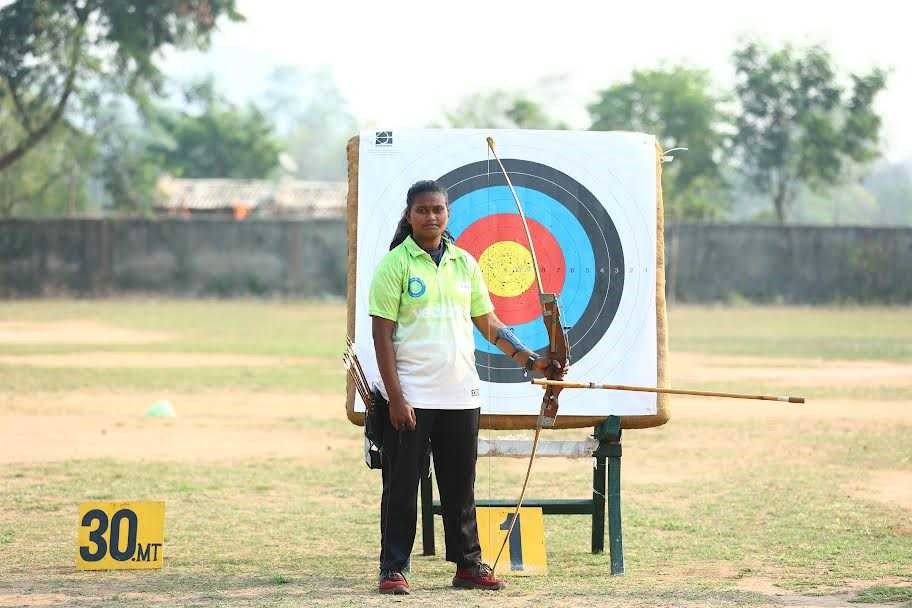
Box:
[161,0,911,162]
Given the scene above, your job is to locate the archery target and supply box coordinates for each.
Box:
[354,129,657,418]
[439,160,624,384]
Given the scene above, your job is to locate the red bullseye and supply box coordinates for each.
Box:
[456,214,565,325]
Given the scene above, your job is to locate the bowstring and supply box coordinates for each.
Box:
[485,143,493,532]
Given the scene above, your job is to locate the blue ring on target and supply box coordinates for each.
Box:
[449,186,596,354]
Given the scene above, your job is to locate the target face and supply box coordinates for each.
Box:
[354,129,658,418]
[438,159,624,384]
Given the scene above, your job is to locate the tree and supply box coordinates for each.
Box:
[588,66,730,221]
[864,161,912,226]
[144,78,281,179]
[442,90,567,130]
[732,41,887,223]
[94,102,161,214]
[263,66,357,181]
[0,0,242,172]
[0,94,94,217]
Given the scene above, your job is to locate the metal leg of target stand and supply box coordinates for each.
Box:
[595,416,624,575]
[593,440,606,553]
[420,451,435,555]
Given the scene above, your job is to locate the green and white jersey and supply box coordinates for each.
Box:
[369,235,495,409]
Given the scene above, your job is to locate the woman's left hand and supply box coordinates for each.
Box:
[532,356,567,377]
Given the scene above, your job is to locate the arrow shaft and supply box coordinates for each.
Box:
[531,378,804,403]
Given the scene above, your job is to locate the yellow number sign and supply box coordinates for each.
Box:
[476,507,547,576]
[76,501,165,570]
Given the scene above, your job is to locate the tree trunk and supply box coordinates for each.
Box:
[0,20,85,172]
[773,179,789,224]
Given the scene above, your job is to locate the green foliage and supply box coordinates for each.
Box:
[145,78,281,179]
[443,89,567,130]
[0,93,95,217]
[732,41,887,223]
[588,67,730,220]
[0,0,242,173]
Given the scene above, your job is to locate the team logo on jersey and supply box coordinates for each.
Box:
[407,277,427,298]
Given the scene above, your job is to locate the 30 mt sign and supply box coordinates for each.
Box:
[76,501,165,570]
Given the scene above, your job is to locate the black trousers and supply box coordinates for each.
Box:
[379,407,482,571]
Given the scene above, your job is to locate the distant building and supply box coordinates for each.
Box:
[155,176,346,219]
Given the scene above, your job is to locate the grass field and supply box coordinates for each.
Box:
[1,300,910,607]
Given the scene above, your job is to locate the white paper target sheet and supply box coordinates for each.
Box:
[353,129,657,417]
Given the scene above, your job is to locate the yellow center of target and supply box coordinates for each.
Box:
[478,241,536,297]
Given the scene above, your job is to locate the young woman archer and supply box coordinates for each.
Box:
[368,179,563,595]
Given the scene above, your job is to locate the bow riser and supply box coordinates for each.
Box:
[538,293,569,427]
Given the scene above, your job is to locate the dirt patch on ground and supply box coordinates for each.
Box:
[738,576,912,608]
[0,352,320,368]
[0,594,70,607]
[1,345,909,484]
[0,391,355,465]
[670,398,912,423]
[0,321,171,345]
[849,470,912,512]
[671,352,912,388]
[0,390,343,420]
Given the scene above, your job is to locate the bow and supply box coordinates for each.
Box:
[486,136,570,573]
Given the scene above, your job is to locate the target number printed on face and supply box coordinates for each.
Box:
[76,501,165,570]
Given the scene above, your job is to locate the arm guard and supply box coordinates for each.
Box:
[495,326,531,357]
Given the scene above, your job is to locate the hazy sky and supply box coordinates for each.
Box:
[162,0,910,161]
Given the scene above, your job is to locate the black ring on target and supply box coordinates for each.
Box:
[437,159,625,383]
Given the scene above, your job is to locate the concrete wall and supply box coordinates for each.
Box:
[1,219,910,303]
[666,223,912,304]
[0,219,345,297]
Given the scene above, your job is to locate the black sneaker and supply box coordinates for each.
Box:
[378,570,410,595]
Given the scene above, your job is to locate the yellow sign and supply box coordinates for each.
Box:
[76,501,165,570]
[477,507,547,576]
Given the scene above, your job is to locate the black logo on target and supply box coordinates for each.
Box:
[375,131,393,146]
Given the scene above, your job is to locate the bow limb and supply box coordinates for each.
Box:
[490,425,541,569]
[486,136,570,574]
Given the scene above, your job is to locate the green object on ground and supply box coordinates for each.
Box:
[145,400,176,417]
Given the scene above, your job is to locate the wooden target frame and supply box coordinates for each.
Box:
[344,135,669,430]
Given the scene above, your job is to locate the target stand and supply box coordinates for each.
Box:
[420,416,625,574]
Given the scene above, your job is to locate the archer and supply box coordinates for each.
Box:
[369,179,563,594]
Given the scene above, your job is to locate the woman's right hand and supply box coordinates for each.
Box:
[389,400,417,431]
